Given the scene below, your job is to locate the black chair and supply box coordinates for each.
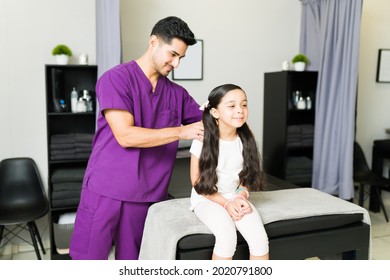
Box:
[0,158,49,259]
[353,142,390,222]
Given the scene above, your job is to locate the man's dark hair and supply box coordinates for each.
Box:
[151,16,197,46]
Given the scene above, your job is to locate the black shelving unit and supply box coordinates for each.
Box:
[45,64,97,259]
[263,71,318,187]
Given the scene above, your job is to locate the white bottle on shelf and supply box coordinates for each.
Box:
[70,87,78,113]
[306,96,312,110]
[297,97,306,110]
[76,97,87,112]
[82,90,93,112]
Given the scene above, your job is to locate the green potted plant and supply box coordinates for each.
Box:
[292,54,309,71]
[52,44,73,65]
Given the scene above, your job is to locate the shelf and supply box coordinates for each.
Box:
[263,71,318,185]
[45,64,97,260]
[45,64,96,68]
[289,108,314,112]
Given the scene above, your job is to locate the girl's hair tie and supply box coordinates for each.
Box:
[199,101,209,111]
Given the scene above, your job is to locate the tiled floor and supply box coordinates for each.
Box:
[1,190,390,260]
[364,190,390,259]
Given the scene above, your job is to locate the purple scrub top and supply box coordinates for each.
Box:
[84,61,202,202]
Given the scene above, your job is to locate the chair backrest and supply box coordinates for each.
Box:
[353,141,371,174]
[0,157,48,225]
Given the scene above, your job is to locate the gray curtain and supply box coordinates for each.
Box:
[95,0,121,125]
[96,0,121,77]
[300,0,363,199]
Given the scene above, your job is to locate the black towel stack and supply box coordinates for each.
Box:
[287,125,301,147]
[287,125,314,148]
[50,133,94,161]
[51,167,85,208]
[301,124,314,147]
[285,156,313,186]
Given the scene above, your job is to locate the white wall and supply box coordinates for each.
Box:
[357,0,390,168]
[120,0,302,149]
[0,0,96,188]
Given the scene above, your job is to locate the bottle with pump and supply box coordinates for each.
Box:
[76,97,87,112]
[82,90,93,112]
[70,87,78,113]
[297,97,306,110]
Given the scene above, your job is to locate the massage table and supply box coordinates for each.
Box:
[139,179,370,260]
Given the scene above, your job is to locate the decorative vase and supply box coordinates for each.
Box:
[294,62,306,71]
[55,54,69,65]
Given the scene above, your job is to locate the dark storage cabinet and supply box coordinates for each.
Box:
[45,65,97,259]
[263,71,318,187]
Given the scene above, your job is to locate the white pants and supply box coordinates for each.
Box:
[194,199,269,258]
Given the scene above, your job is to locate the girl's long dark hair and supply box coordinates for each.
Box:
[194,84,266,195]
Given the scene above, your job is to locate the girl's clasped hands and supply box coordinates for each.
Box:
[224,195,253,221]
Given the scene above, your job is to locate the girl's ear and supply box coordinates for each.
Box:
[210,108,219,120]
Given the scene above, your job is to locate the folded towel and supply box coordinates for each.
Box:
[50,142,92,150]
[51,133,94,144]
[50,151,91,160]
[301,124,314,135]
[287,156,312,165]
[75,143,93,149]
[50,143,75,150]
[50,149,77,156]
[75,133,94,143]
[51,198,80,208]
[286,168,312,175]
[287,125,301,134]
[287,136,301,141]
[76,152,91,159]
[50,154,77,160]
[49,143,92,161]
[51,168,85,183]
[301,141,314,147]
[287,124,314,148]
[50,133,78,144]
[75,147,92,153]
[52,182,82,192]
[52,190,81,200]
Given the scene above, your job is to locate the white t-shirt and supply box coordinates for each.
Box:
[189,136,243,210]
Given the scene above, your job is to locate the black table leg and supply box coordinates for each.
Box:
[371,144,385,212]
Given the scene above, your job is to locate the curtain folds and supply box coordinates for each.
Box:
[300,0,363,199]
[96,0,121,77]
[95,0,121,127]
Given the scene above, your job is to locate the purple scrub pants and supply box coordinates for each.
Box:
[69,187,151,260]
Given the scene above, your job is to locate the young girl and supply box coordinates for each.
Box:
[190,84,269,260]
